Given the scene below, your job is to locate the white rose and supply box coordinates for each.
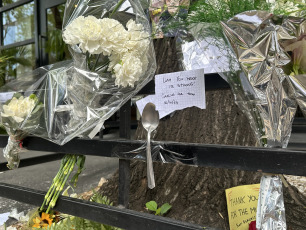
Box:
[1,96,36,123]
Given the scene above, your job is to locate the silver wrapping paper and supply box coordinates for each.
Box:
[220,11,298,148]
[175,10,305,230]
[256,175,286,230]
[220,11,306,230]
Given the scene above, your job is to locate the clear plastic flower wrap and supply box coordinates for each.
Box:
[0,61,70,168]
[0,0,156,168]
[112,140,196,165]
[59,0,156,142]
[0,0,155,147]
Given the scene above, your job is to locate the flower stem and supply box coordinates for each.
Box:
[42,155,75,212]
[46,156,76,213]
[40,156,69,211]
[110,0,126,18]
[92,54,101,71]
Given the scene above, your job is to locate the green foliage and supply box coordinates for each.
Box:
[40,193,122,230]
[90,190,113,206]
[0,46,33,87]
[188,0,270,24]
[45,29,70,64]
[146,201,172,216]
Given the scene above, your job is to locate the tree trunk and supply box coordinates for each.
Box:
[99,38,306,230]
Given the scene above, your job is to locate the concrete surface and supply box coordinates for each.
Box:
[0,150,119,214]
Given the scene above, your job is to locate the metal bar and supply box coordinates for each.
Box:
[118,100,131,208]
[0,135,304,176]
[0,0,3,46]
[0,38,34,50]
[0,183,217,230]
[0,153,64,171]
[38,0,47,66]
[119,100,131,139]
[118,159,130,208]
[34,0,40,67]
[44,0,66,9]
[0,0,33,12]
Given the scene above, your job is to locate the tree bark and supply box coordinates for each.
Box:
[99,38,306,230]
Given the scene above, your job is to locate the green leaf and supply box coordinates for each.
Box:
[29,94,37,100]
[160,203,172,215]
[146,201,157,211]
[155,208,161,216]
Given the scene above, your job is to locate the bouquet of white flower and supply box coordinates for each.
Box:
[0,1,155,146]
[63,16,150,87]
[1,93,43,169]
[43,0,156,144]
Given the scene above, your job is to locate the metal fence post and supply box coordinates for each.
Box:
[118,100,131,208]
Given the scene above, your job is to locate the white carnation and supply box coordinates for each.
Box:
[63,16,105,54]
[112,54,145,87]
[1,96,36,123]
[63,16,151,88]
[126,20,150,54]
[62,16,85,45]
[99,18,129,55]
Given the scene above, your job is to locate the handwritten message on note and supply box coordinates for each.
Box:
[225,184,260,230]
[155,69,205,111]
[136,95,171,119]
[136,69,205,119]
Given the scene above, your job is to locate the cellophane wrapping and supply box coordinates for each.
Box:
[0,0,156,168]
[177,10,306,230]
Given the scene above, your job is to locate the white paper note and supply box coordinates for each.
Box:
[136,95,171,119]
[0,92,15,103]
[155,69,205,111]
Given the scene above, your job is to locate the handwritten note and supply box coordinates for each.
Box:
[136,69,205,119]
[136,95,171,119]
[155,69,205,111]
[225,184,260,230]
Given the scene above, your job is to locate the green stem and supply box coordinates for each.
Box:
[92,54,101,71]
[46,156,77,213]
[110,0,126,18]
[40,157,69,211]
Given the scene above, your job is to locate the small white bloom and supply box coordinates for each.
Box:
[112,54,144,87]
[99,18,129,55]
[62,16,85,45]
[63,16,151,88]
[63,16,105,54]
[1,96,36,123]
[126,20,150,54]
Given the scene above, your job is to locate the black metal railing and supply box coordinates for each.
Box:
[0,76,305,229]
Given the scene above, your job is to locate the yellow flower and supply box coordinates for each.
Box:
[152,8,162,15]
[32,212,53,229]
